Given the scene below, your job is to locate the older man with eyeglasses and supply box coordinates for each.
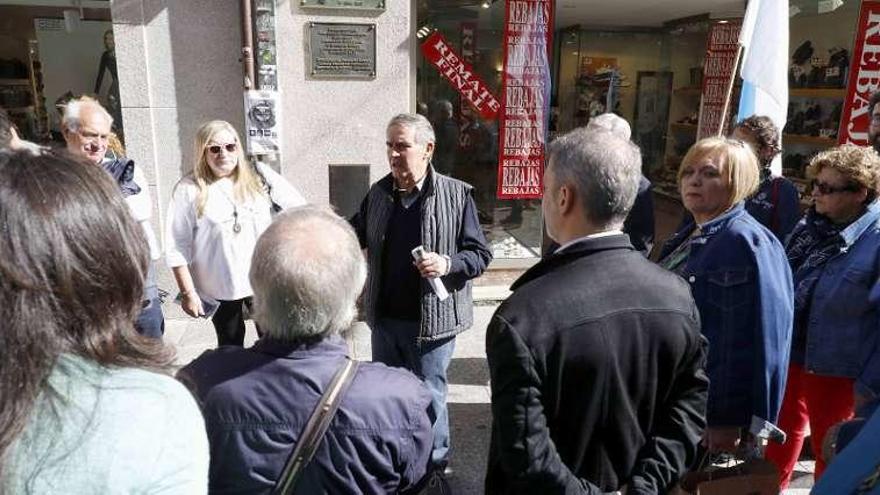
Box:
[62,96,164,339]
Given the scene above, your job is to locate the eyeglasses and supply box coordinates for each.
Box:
[811,179,860,195]
[207,143,237,154]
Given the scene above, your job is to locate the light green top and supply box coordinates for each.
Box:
[5,354,209,494]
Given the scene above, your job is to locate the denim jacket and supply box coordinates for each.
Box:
[789,200,880,400]
[660,203,794,427]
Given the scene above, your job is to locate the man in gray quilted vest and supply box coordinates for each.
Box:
[350,113,492,477]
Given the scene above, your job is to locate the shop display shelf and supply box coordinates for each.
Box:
[0,78,30,86]
[5,105,34,113]
[670,122,698,133]
[783,133,837,146]
[673,86,702,95]
[789,88,846,99]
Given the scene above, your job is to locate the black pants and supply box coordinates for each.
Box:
[211,297,258,346]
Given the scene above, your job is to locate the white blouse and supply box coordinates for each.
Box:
[165,164,306,301]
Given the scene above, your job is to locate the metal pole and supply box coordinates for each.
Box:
[717,43,744,137]
[240,0,255,89]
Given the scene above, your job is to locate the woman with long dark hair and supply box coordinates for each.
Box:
[0,150,208,493]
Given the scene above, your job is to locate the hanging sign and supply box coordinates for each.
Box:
[420,32,500,120]
[496,0,554,200]
[244,90,281,154]
[697,21,742,140]
[838,1,880,145]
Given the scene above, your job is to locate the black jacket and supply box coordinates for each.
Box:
[485,235,708,494]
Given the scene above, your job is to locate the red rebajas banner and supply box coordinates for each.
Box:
[839,1,880,145]
[496,0,554,199]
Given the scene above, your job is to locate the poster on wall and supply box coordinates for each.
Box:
[697,21,742,140]
[420,32,500,120]
[838,0,880,145]
[244,90,281,154]
[496,0,554,200]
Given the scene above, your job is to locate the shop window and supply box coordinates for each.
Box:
[417,1,542,260]
[0,4,120,146]
[418,0,864,257]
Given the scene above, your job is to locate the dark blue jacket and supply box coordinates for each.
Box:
[790,200,880,400]
[814,398,880,494]
[623,176,655,256]
[177,336,433,494]
[659,203,794,428]
[744,175,801,243]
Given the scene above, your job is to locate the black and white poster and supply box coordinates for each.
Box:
[244,90,280,154]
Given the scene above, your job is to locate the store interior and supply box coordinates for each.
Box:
[417,0,861,259]
[0,1,864,260]
[0,1,116,145]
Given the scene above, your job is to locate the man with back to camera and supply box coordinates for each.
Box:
[350,112,493,478]
[485,128,708,494]
[178,206,433,493]
[543,113,655,257]
[62,96,163,338]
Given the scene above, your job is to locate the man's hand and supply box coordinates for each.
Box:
[415,251,448,279]
[703,426,741,453]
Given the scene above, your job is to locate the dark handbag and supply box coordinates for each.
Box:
[272,358,360,495]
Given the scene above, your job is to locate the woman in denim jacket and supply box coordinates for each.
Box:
[766,145,880,489]
[659,137,794,455]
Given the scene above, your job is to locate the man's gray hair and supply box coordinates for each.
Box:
[547,128,641,228]
[62,97,113,132]
[388,113,436,146]
[249,206,367,342]
[586,113,631,141]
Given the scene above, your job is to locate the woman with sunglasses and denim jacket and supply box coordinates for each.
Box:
[166,120,305,346]
[766,145,880,489]
[658,137,794,457]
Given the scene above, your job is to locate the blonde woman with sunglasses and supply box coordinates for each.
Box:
[166,120,305,346]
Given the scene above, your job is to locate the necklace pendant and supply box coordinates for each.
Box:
[233,222,242,234]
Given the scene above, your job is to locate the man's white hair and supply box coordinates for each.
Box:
[249,206,367,341]
[586,113,631,141]
[62,97,113,132]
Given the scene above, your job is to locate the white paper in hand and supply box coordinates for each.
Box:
[411,245,450,301]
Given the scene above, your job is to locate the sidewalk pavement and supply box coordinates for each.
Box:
[162,303,813,494]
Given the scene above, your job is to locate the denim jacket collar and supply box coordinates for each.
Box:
[697,202,746,240]
[837,200,880,249]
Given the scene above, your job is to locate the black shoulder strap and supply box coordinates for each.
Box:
[272,358,360,495]
[252,162,282,213]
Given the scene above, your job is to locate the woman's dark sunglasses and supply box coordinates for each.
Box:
[207,143,237,154]
[811,179,860,195]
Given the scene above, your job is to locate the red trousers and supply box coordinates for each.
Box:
[765,362,854,489]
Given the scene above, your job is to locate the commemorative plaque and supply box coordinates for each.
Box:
[301,0,385,11]
[308,22,377,79]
